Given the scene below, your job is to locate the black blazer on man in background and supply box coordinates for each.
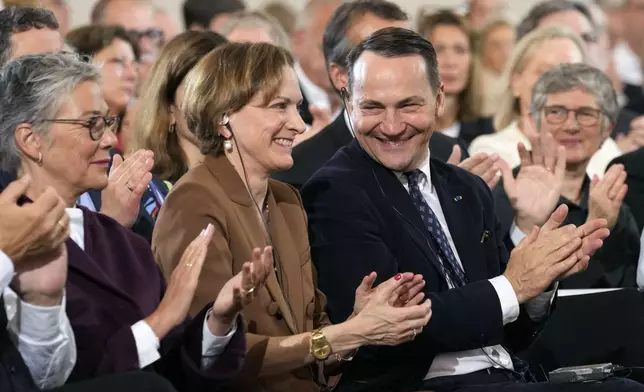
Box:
[273,112,469,189]
[609,147,644,233]
[301,140,545,392]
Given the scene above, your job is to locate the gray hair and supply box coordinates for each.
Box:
[219,10,291,51]
[531,63,618,131]
[0,52,101,172]
[0,6,59,66]
[516,0,595,41]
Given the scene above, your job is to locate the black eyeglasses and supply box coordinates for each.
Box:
[42,115,121,141]
[126,28,164,43]
[542,105,602,127]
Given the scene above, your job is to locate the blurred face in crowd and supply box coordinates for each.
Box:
[101,0,162,79]
[330,13,409,93]
[428,24,471,97]
[40,0,70,36]
[291,1,340,94]
[624,0,644,56]
[17,81,118,198]
[209,13,236,33]
[170,80,197,147]
[93,38,138,114]
[225,66,306,174]
[10,27,62,59]
[349,52,444,172]
[511,38,584,117]
[155,9,179,41]
[536,10,599,67]
[481,23,514,74]
[226,26,274,44]
[468,0,505,30]
[538,88,609,166]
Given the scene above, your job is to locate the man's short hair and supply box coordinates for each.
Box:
[182,0,245,30]
[0,6,58,66]
[516,0,595,42]
[91,0,150,24]
[322,0,408,70]
[346,27,441,94]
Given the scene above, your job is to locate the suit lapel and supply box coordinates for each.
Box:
[266,190,305,333]
[431,164,487,282]
[365,150,448,281]
[204,155,299,334]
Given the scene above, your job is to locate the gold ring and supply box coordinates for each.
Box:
[412,329,418,339]
[243,286,256,295]
[57,220,65,229]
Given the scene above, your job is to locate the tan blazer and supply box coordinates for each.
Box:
[153,154,331,392]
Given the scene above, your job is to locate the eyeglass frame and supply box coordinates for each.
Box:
[126,28,164,44]
[40,115,121,141]
[539,105,605,127]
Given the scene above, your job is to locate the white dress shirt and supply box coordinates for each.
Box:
[0,251,76,389]
[614,42,643,86]
[636,230,644,289]
[65,207,236,369]
[294,61,332,112]
[439,122,461,139]
[468,121,623,179]
[393,155,555,380]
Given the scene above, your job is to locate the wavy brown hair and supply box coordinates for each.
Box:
[130,31,227,183]
[181,42,294,156]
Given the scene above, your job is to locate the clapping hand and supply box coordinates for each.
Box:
[145,224,214,340]
[587,164,628,230]
[352,273,432,346]
[100,150,154,228]
[503,204,609,303]
[502,129,566,233]
[448,146,503,189]
[353,272,426,315]
[209,246,273,335]
[0,176,69,263]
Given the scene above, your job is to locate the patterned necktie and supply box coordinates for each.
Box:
[405,169,468,287]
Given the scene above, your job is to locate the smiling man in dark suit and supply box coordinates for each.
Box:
[274,0,503,190]
[300,27,642,392]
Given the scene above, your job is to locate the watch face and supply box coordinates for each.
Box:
[312,342,331,359]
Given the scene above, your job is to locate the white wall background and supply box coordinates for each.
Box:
[66,0,586,31]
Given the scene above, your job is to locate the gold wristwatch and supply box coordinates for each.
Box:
[310,329,332,361]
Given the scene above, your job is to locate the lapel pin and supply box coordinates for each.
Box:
[454,195,463,201]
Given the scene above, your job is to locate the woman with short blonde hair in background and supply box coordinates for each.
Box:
[476,19,515,117]
[152,42,432,392]
[469,25,623,179]
[219,10,291,50]
[131,31,227,184]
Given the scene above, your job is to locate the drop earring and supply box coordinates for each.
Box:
[169,123,176,133]
[223,139,233,152]
[37,152,43,165]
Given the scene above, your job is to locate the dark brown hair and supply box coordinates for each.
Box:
[182,42,294,156]
[66,24,140,61]
[130,31,227,183]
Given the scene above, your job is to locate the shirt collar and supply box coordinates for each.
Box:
[294,61,331,110]
[394,151,432,191]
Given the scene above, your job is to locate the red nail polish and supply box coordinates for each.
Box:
[394,273,402,281]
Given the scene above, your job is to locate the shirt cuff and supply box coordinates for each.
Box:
[488,275,520,325]
[509,220,528,246]
[202,311,238,357]
[16,292,65,342]
[524,282,558,321]
[0,250,15,293]
[131,321,161,368]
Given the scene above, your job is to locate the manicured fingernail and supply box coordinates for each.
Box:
[199,229,205,237]
[207,223,213,232]
[394,273,402,281]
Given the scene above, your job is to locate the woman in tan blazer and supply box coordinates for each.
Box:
[152,42,433,392]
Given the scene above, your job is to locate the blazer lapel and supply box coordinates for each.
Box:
[266,190,305,333]
[366,152,448,281]
[431,164,487,282]
[203,155,299,334]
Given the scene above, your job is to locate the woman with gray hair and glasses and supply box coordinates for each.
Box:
[493,63,640,289]
[0,51,273,390]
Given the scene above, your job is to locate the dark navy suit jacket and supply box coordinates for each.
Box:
[301,140,546,391]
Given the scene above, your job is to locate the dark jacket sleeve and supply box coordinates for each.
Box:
[302,174,507,359]
[155,307,246,392]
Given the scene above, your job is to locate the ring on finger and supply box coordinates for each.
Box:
[242,286,256,296]
[126,182,135,192]
[412,329,418,339]
[57,220,66,229]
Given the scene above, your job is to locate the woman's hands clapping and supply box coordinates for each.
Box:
[351,273,432,346]
[208,246,273,335]
[353,271,426,315]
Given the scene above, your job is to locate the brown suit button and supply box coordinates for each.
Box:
[267,302,283,320]
[305,302,315,318]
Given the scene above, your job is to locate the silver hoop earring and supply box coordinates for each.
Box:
[223,139,233,152]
